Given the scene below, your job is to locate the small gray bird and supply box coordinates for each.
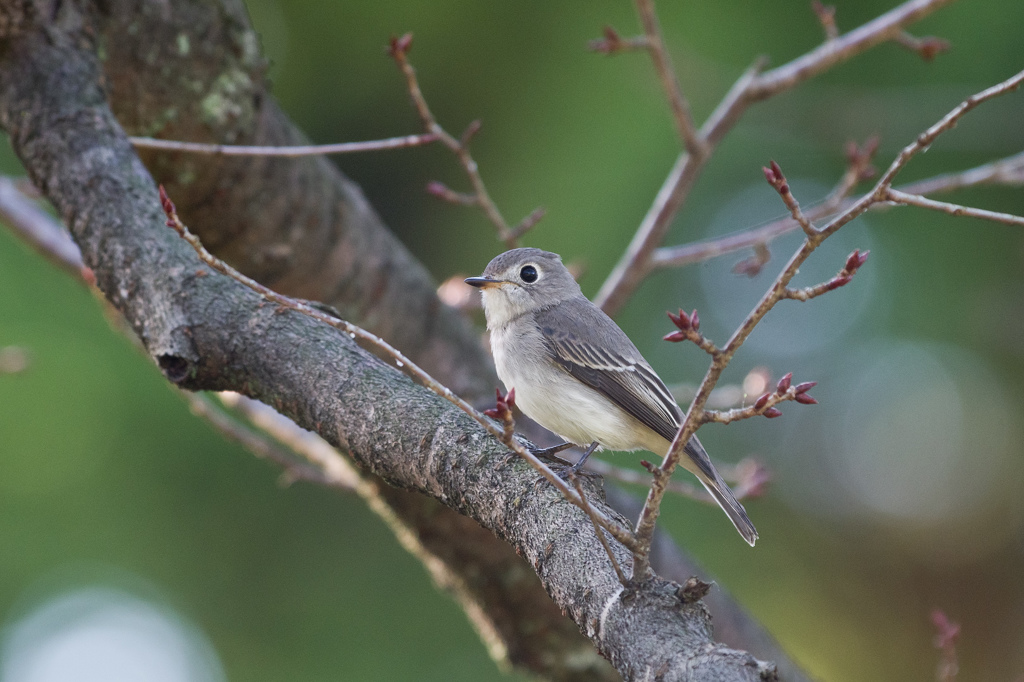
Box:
[466,247,757,546]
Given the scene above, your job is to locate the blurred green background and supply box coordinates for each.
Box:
[2,0,1024,680]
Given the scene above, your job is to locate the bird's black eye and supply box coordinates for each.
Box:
[520,265,538,283]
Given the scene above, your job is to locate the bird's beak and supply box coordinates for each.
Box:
[464,276,502,289]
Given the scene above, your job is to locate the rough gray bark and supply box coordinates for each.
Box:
[0,1,798,680]
[92,2,614,678]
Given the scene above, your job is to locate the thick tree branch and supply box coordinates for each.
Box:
[0,4,781,680]
[100,0,494,401]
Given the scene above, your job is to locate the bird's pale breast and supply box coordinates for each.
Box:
[490,319,668,454]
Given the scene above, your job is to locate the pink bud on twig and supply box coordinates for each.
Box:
[158,185,175,217]
[388,33,414,59]
[667,308,691,330]
[763,407,783,419]
[663,331,686,342]
[794,381,817,394]
[776,372,792,394]
[794,393,818,405]
[826,274,852,291]
[845,248,870,272]
[753,393,771,410]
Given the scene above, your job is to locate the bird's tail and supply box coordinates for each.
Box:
[684,437,758,546]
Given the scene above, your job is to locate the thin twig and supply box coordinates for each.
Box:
[629,71,1024,578]
[0,180,367,492]
[819,69,1024,239]
[128,133,438,157]
[632,0,705,157]
[0,177,85,278]
[388,35,542,248]
[894,32,950,61]
[650,150,1024,271]
[595,0,955,315]
[763,160,818,236]
[588,25,650,55]
[747,0,957,100]
[217,392,364,491]
[703,378,818,424]
[183,391,349,489]
[573,477,628,586]
[158,187,638,552]
[811,1,839,40]
[886,188,1024,227]
[584,457,769,505]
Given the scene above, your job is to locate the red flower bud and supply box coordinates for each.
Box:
[776,372,792,394]
[794,393,818,405]
[667,309,690,330]
[754,393,770,410]
[794,381,817,394]
[690,310,700,331]
[827,275,852,291]
[763,407,783,419]
[663,331,686,342]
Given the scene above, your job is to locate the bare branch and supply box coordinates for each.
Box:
[595,0,953,315]
[184,391,354,489]
[217,392,365,492]
[899,150,1024,195]
[894,32,950,61]
[128,133,438,156]
[585,456,771,505]
[388,35,541,247]
[703,378,819,424]
[0,176,84,278]
[763,160,818,236]
[886,188,1024,227]
[822,68,1024,238]
[632,0,706,157]
[811,1,840,40]
[747,0,957,100]
[629,71,1022,579]
[159,187,638,553]
[651,147,1020,272]
[588,25,649,54]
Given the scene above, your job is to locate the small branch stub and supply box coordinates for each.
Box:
[785,249,869,301]
[588,25,649,54]
[676,576,713,604]
[763,159,817,236]
[896,32,950,61]
[811,1,839,40]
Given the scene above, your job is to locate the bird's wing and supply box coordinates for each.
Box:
[534,300,683,444]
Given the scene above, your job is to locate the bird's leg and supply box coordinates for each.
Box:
[571,441,601,474]
[529,441,575,459]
